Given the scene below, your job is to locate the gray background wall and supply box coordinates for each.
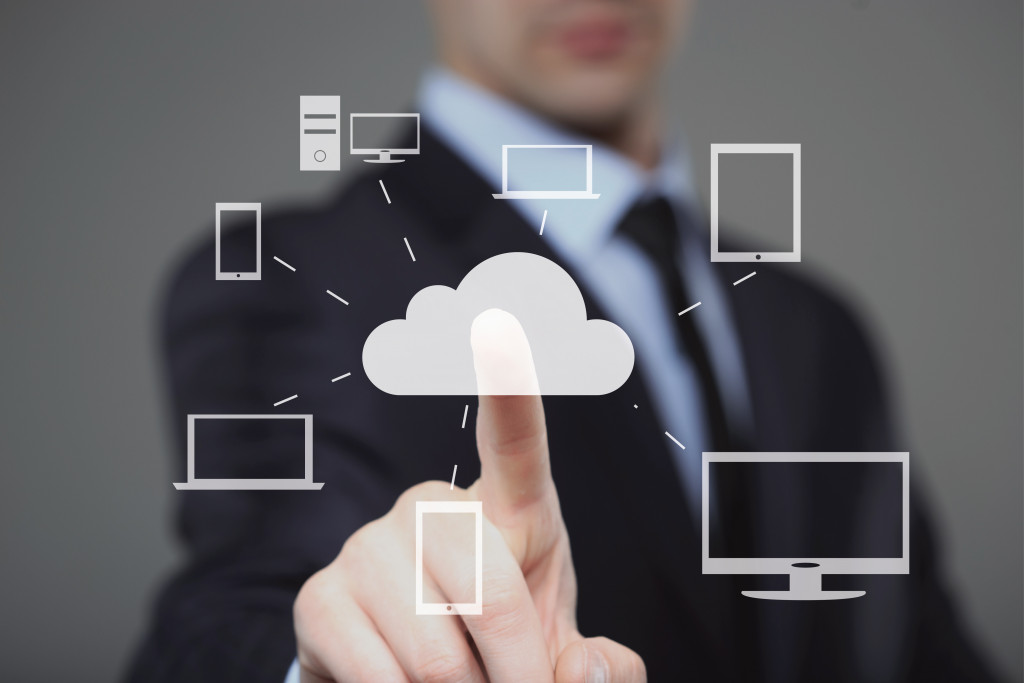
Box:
[0,1,1020,681]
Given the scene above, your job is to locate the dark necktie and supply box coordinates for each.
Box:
[618,197,759,678]
[616,196,733,452]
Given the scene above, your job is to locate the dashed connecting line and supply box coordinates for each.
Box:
[678,301,701,316]
[660,268,759,448]
[378,179,391,204]
[733,271,756,286]
[326,289,349,305]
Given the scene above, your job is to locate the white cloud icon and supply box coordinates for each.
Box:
[362,252,634,395]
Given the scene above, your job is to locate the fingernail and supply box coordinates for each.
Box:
[587,647,610,683]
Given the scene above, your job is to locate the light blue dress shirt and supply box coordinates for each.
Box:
[285,67,753,683]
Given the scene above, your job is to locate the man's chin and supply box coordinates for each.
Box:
[520,78,647,131]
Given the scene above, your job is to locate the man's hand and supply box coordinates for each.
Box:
[294,309,646,682]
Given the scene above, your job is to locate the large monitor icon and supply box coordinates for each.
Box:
[492,144,600,200]
[174,414,324,491]
[710,143,801,262]
[350,113,420,164]
[702,452,909,600]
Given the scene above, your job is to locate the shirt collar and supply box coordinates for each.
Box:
[417,67,702,260]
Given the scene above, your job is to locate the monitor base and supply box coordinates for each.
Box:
[742,589,865,601]
[362,151,406,164]
[741,566,865,601]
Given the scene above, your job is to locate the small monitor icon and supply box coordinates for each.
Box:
[702,452,909,600]
[350,113,420,164]
[492,144,600,200]
[174,414,324,491]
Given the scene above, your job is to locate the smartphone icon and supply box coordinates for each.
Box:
[215,203,261,280]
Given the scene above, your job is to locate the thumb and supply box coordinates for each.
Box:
[555,637,647,683]
[470,308,553,525]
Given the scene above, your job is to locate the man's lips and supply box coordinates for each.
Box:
[557,19,631,59]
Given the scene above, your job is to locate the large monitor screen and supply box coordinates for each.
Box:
[708,460,904,558]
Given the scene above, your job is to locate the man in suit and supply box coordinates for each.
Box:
[128,0,999,681]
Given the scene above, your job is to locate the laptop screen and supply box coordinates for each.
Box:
[191,416,308,480]
[505,146,589,193]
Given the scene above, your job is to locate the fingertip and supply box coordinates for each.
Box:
[470,308,540,395]
[470,308,551,534]
[556,637,645,683]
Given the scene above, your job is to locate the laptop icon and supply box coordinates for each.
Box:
[173,414,324,491]
[492,144,600,200]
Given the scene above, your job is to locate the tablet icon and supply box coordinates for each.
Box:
[710,143,801,262]
[300,96,341,171]
[215,203,261,281]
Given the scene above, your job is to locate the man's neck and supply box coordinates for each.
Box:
[444,64,663,171]
[575,101,662,171]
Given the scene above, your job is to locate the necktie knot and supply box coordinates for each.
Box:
[615,196,683,262]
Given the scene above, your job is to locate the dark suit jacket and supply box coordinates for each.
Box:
[127,128,998,682]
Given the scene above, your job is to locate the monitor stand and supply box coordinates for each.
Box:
[742,564,866,601]
[363,150,405,164]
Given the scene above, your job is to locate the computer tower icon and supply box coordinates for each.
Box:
[300,96,341,172]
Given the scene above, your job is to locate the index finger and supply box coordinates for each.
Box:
[470,308,553,523]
